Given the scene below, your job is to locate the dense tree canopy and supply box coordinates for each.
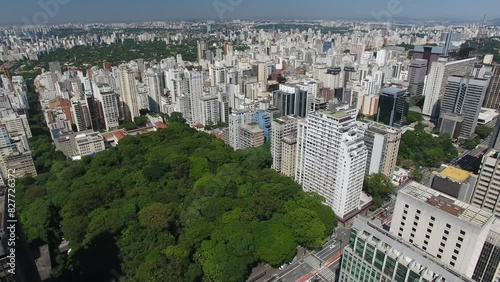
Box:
[18,119,336,282]
[475,125,493,139]
[398,127,458,169]
[363,173,395,210]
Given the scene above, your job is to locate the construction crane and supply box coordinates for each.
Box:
[475,14,487,58]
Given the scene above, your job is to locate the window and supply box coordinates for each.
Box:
[440,242,445,247]
[437,254,442,259]
[429,222,434,227]
[430,216,435,221]
[442,236,447,241]
[439,248,443,253]
[460,230,466,236]
[416,210,421,214]
[415,216,420,220]
[405,204,409,208]
[403,216,407,220]
[400,227,404,232]
[412,227,416,232]
[427,228,432,233]
[411,233,415,238]
[450,261,455,267]
[458,237,463,242]
[401,222,405,226]
[446,224,451,229]
[398,233,402,237]
[403,210,408,215]
[422,246,427,251]
[444,230,449,235]
[454,249,459,254]
[409,239,414,243]
[424,240,429,245]
[456,243,461,248]
[425,235,430,239]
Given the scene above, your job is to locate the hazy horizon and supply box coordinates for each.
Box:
[2,0,500,25]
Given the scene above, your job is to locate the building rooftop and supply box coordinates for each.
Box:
[241,123,263,134]
[438,166,472,183]
[381,86,407,96]
[400,182,493,227]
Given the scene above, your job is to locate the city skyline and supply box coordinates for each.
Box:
[2,0,500,25]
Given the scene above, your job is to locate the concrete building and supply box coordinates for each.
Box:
[226,109,254,150]
[0,109,31,139]
[359,120,402,178]
[439,112,464,139]
[376,87,408,128]
[271,116,298,177]
[200,95,220,126]
[428,166,477,203]
[73,131,106,157]
[484,65,500,110]
[0,151,37,178]
[408,59,428,97]
[472,218,500,282]
[146,68,165,113]
[295,107,368,220]
[340,217,475,282]
[239,123,264,149]
[390,182,495,278]
[93,84,120,131]
[471,150,500,217]
[422,57,475,121]
[117,64,140,120]
[440,76,489,139]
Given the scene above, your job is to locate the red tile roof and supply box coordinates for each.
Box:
[113,131,126,140]
[154,121,168,129]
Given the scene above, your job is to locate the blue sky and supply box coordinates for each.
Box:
[2,0,499,24]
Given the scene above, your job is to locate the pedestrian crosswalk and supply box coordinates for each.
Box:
[304,255,321,269]
[319,267,336,282]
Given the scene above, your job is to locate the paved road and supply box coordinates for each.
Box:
[268,227,350,282]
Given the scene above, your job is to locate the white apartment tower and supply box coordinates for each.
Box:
[146,68,165,113]
[227,109,254,150]
[182,69,203,125]
[295,108,368,220]
[117,64,140,120]
[391,182,494,279]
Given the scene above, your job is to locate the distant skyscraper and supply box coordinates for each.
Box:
[182,69,203,125]
[376,87,408,128]
[440,76,489,139]
[408,59,428,97]
[295,107,368,220]
[117,64,140,120]
[391,182,495,279]
[422,57,475,120]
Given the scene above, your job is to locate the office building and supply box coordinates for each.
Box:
[422,57,475,120]
[295,107,368,220]
[182,69,204,125]
[484,65,500,110]
[472,218,500,282]
[273,84,309,118]
[254,110,273,141]
[428,166,477,203]
[117,64,140,120]
[408,59,428,97]
[359,120,402,178]
[439,112,464,139]
[341,217,476,282]
[471,150,500,217]
[376,87,408,128]
[0,109,31,139]
[490,119,500,151]
[271,115,298,177]
[440,76,489,139]
[0,151,37,178]
[390,182,495,278]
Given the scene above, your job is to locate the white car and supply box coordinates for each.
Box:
[279,264,286,271]
[329,244,335,249]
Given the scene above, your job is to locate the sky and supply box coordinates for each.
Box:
[2,0,500,25]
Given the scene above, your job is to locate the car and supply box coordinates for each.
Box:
[329,244,335,249]
[279,264,286,270]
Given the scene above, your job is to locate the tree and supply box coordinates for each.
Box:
[407,111,424,124]
[170,112,187,124]
[462,138,480,150]
[475,125,493,139]
[139,203,175,231]
[411,168,424,183]
[363,174,395,210]
[134,116,149,127]
[285,208,326,249]
[254,221,296,266]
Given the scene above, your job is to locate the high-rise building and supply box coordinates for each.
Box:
[200,95,220,126]
[273,84,309,118]
[340,216,475,282]
[146,68,165,113]
[427,166,477,203]
[484,65,500,110]
[239,123,264,149]
[471,150,500,217]
[182,69,204,125]
[390,182,495,278]
[271,115,298,177]
[117,64,140,120]
[226,109,254,150]
[408,59,428,97]
[295,107,368,220]
[440,76,489,139]
[422,57,475,120]
[413,45,446,74]
[359,120,402,178]
[94,84,120,131]
[472,218,500,282]
[376,87,408,128]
